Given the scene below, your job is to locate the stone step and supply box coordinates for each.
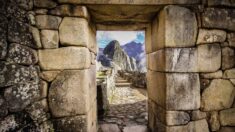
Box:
[99,124,121,132]
[123,125,148,132]
[115,83,131,87]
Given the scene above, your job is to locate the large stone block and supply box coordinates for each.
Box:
[59,17,89,47]
[36,15,62,30]
[208,111,220,131]
[48,69,96,117]
[166,119,209,132]
[200,70,223,79]
[40,70,61,82]
[147,71,200,110]
[38,47,91,70]
[41,30,59,49]
[34,0,57,9]
[197,29,226,44]
[201,79,235,111]
[8,19,36,48]
[197,44,221,72]
[220,108,235,126]
[202,8,235,31]
[152,5,197,51]
[222,47,235,70]
[148,44,221,72]
[0,62,39,87]
[224,69,235,79]
[4,82,40,112]
[49,5,89,18]
[7,43,38,65]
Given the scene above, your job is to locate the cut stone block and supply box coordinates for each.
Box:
[49,5,89,18]
[218,127,235,132]
[36,15,62,30]
[191,110,207,121]
[59,17,89,47]
[224,69,235,79]
[200,70,223,79]
[209,111,220,131]
[147,70,200,110]
[228,33,235,48]
[41,30,59,49]
[48,69,96,117]
[7,43,38,65]
[148,44,221,72]
[39,80,48,99]
[152,5,197,51]
[202,8,235,31]
[40,70,61,82]
[222,47,235,70]
[38,47,91,70]
[197,29,226,44]
[30,26,42,48]
[201,79,235,111]
[220,108,235,126]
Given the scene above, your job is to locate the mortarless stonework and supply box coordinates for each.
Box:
[0,1,235,132]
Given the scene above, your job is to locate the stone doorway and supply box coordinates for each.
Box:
[0,1,235,132]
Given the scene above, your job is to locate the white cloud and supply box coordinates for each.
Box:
[97,31,144,46]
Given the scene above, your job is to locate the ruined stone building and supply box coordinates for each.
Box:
[0,0,235,131]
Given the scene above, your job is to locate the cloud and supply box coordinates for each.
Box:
[97,31,145,48]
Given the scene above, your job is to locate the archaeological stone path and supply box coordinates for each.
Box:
[98,77,148,132]
[0,0,235,132]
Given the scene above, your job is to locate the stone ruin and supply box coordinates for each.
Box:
[0,0,235,131]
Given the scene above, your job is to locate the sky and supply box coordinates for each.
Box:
[97,31,145,48]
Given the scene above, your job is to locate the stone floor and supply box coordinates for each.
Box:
[98,77,148,132]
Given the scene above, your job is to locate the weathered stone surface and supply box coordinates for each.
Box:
[224,69,235,79]
[4,82,40,112]
[166,119,210,132]
[0,62,39,87]
[222,47,235,70]
[35,9,48,15]
[148,44,221,72]
[7,43,38,65]
[219,127,235,132]
[191,110,207,121]
[34,0,57,9]
[91,52,96,65]
[201,79,235,111]
[202,8,235,31]
[40,70,61,82]
[228,33,235,48]
[148,48,197,72]
[208,0,235,7]
[152,5,197,51]
[6,2,28,23]
[49,5,89,18]
[209,111,220,131]
[0,95,8,117]
[8,19,36,48]
[36,15,62,30]
[30,26,42,48]
[53,115,88,132]
[220,108,235,126]
[28,11,36,25]
[0,113,32,132]
[197,44,221,72]
[26,99,49,124]
[38,47,91,70]
[49,69,96,117]
[57,0,200,5]
[0,34,7,60]
[197,29,226,44]
[16,0,33,10]
[166,111,190,126]
[41,30,59,49]
[147,71,200,110]
[59,17,89,47]
[100,124,121,132]
[123,125,147,132]
[200,70,223,79]
[231,79,235,86]
[39,80,48,98]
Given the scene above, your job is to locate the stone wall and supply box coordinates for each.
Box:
[147,4,235,132]
[118,71,147,88]
[0,0,97,131]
